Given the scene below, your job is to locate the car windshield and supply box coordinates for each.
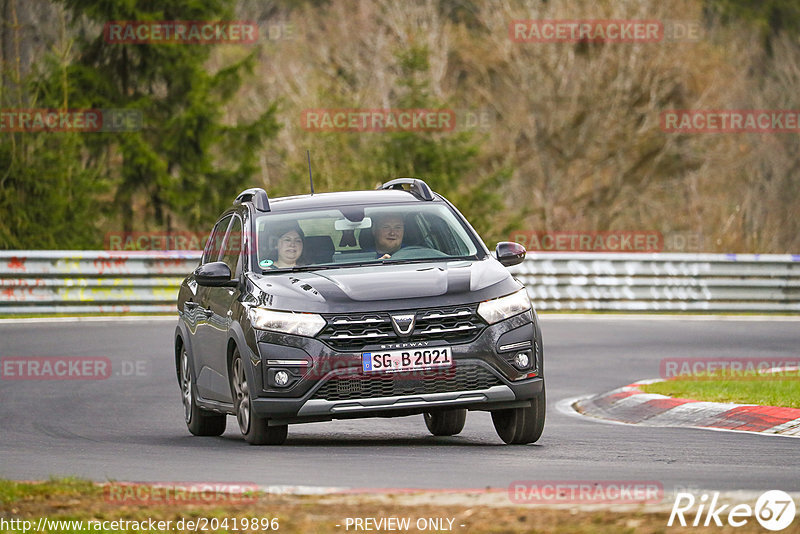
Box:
[253,203,481,272]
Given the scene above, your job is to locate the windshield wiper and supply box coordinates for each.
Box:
[381,255,479,264]
[259,255,480,274]
[261,264,340,274]
[341,255,481,266]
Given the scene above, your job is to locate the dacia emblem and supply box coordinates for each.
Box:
[390,313,416,336]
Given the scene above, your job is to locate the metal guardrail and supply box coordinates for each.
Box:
[510,252,800,312]
[0,251,798,314]
[0,251,201,314]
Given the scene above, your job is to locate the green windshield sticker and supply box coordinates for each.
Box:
[259,259,274,268]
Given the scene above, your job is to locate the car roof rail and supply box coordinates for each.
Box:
[234,188,271,212]
[378,178,434,201]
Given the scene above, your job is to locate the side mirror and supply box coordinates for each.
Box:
[194,261,238,287]
[495,242,526,267]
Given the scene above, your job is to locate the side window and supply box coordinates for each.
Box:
[202,215,232,264]
[423,215,462,255]
[220,216,243,275]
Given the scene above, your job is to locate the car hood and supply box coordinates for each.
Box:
[246,258,520,313]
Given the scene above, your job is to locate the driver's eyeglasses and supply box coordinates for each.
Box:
[380,224,404,232]
[280,237,303,245]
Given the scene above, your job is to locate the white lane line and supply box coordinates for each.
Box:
[0,315,177,325]
[643,401,743,426]
[679,425,800,439]
[555,396,632,426]
[539,314,800,321]
[764,417,800,436]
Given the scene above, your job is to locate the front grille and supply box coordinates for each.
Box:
[318,305,486,351]
[311,364,501,401]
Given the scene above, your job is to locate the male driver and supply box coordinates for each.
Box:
[372,214,405,258]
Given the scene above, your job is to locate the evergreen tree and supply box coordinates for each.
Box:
[0,0,280,249]
[287,43,519,246]
[0,5,103,249]
[708,0,800,52]
[58,0,280,234]
[372,45,518,245]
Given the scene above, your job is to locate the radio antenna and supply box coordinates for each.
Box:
[307,150,315,195]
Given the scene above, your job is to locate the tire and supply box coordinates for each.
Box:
[424,409,467,436]
[231,349,288,445]
[491,387,546,444]
[180,346,226,436]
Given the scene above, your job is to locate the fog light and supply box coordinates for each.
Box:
[274,370,289,386]
[514,352,530,369]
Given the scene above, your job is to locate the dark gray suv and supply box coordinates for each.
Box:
[174,178,544,445]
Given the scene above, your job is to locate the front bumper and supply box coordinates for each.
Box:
[248,310,542,423]
[252,374,543,424]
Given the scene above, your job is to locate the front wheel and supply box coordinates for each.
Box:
[491,387,545,444]
[231,349,288,445]
[424,409,467,436]
[180,347,226,436]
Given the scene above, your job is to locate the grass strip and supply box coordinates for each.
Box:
[640,373,800,408]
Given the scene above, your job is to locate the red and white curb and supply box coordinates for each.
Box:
[572,380,800,437]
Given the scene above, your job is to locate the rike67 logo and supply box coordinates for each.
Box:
[669,490,796,531]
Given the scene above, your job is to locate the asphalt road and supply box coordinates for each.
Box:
[0,316,798,493]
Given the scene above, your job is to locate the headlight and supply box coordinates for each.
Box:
[477,288,531,325]
[248,307,326,337]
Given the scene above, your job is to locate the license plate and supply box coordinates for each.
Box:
[362,347,453,373]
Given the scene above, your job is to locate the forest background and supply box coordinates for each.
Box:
[1,0,798,253]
